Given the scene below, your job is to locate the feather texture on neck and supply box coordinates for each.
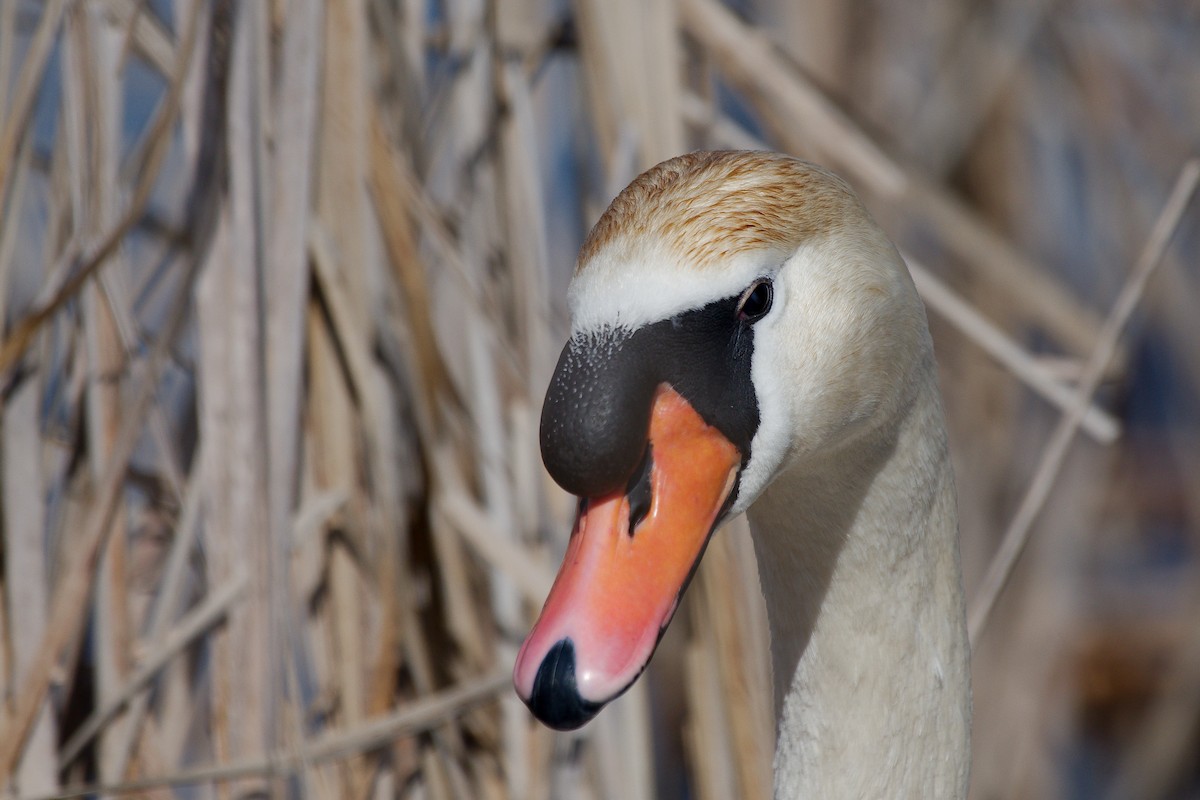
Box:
[748,360,970,798]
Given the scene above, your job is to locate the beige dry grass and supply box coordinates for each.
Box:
[0,2,1197,799]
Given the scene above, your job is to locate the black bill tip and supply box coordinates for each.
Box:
[526,639,604,731]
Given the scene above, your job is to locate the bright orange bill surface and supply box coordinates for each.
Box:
[514,385,741,705]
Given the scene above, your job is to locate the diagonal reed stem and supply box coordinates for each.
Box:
[14,670,510,800]
[968,159,1200,645]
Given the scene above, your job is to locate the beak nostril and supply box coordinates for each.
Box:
[527,639,604,731]
[625,445,654,536]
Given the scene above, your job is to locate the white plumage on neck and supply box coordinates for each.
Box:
[749,349,970,798]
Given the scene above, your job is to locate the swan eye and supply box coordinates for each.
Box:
[737,280,773,323]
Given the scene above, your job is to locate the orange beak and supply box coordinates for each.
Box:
[513,385,741,729]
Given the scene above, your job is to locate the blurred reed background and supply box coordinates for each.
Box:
[0,1,1197,798]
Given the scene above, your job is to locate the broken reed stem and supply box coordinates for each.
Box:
[20,670,510,800]
[968,159,1200,644]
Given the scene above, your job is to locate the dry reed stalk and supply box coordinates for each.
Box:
[359,270,411,795]
[64,450,206,781]
[574,0,684,169]
[696,521,774,800]
[683,631,737,800]
[0,0,203,378]
[60,566,247,767]
[0,236,202,785]
[317,212,451,796]
[0,0,67,204]
[523,721,554,800]
[496,61,553,398]
[904,0,1055,177]
[96,266,188,499]
[0,600,10,786]
[311,213,427,797]
[0,126,32,336]
[969,442,1108,800]
[0,1,16,114]
[358,383,408,799]
[374,129,513,372]
[681,90,767,151]
[264,0,322,761]
[968,159,1200,643]
[679,0,1104,357]
[306,289,371,797]
[114,1,176,77]
[297,306,347,798]
[0,2,1190,798]
[680,50,1120,445]
[1070,7,1200,408]
[190,8,274,797]
[261,3,325,793]
[196,217,270,800]
[18,670,510,800]
[567,2,620,173]
[905,254,1120,443]
[765,0,849,91]
[0,111,45,791]
[459,162,536,800]
[465,316,522,628]
[367,113,454,425]
[3,370,56,795]
[398,616,461,800]
[68,6,143,788]
[428,460,492,669]
[438,487,554,603]
[320,0,371,323]
[589,683,654,800]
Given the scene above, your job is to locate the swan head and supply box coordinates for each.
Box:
[513,150,931,730]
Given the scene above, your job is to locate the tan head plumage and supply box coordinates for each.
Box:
[577,151,865,274]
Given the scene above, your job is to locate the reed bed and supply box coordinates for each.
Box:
[0,1,1197,798]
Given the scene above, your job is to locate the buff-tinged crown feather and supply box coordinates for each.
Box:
[576,151,865,273]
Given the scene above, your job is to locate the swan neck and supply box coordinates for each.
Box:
[748,381,971,798]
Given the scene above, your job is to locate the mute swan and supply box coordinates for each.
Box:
[513,151,970,798]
